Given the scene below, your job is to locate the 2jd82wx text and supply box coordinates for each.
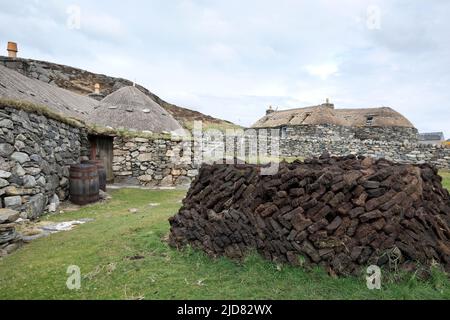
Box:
[177,304,273,318]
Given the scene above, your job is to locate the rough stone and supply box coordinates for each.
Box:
[159,175,173,186]
[10,152,30,164]
[137,153,153,162]
[0,143,14,157]
[25,194,47,219]
[36,176,46,187]
[13,164,26,177]
[0,170,11,179]
[0,178,9,188]
[23,175,37,188]
[48,194,60,213]
[0,119,14,129]
[0,209,20,223]
[137,175,153,182]
[4,196,22,208]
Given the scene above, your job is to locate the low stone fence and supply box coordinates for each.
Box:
[112,136,200,186]
[0,102,90,219]
[112,126,450,188]
[253,124,450,170]
[278,135,450,169]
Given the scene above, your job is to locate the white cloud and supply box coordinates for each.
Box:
[305,64,339,80]
[82,12,126,40]
[1,0,450,137]
[203,43,237,61]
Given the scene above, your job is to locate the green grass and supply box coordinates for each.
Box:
[0,98,85,128]
[441,171,450,191]
[0,178,450,300]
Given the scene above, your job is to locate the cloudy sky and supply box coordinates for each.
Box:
[0,0,449,136]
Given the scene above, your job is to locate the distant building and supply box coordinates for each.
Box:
[418,132,445,145]
[251,100,419,157]
[252,101,415,129]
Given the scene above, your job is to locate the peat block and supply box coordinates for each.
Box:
[169,155,450,276]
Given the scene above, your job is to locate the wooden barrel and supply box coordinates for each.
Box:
[69,164,99,205]
[82,160,107,192]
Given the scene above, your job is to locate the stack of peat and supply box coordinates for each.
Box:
[169,155,450,276]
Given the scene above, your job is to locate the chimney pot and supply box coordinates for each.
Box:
[7,42,18,58]
[322,98,334,109]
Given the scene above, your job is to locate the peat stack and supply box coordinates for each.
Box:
[169,155,450,276]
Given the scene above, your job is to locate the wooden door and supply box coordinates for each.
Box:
[90,135,114,182]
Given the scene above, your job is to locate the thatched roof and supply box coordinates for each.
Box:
[91,86,183,133]
[0,66,184,133]
[0,65,98,120]
[252,103,415,128]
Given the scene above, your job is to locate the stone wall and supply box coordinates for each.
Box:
[112,125,450,186]
[112,136,199,187]
[0,105,89,219]
[272,124,450,169]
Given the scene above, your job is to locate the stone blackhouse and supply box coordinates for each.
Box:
[1,56,449,220]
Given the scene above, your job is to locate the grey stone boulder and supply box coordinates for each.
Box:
[13,164,26,177]
[14,140,26,151]
[59,177,69,187]
[187,170,199,177]
[36,176,46,187]
[0,228,17,245]
[30,154,42,162]
[25,167,41,175]
[159,175,174,187]
[0,209,20,224]
[4,196,22,209]
[0,170,11,179]
[0,131,14,144]
[48,194,60,213]
[0,178,9,188]
[176,176,192,186]
[45,175,59,191]
[24,194,47,219]
[0,119,14,129]
[4,186,33,196]
[0,143,14,157]
[23,175,37,188]
[11,152,30,164]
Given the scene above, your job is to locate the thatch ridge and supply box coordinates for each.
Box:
[0,64,98,120]
[252,104,415,128]
[90,86,183,133]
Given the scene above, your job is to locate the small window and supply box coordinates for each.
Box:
[281,126,288,138]
[366,116,374,126]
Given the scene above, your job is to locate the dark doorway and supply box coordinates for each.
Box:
[89,135,114,182]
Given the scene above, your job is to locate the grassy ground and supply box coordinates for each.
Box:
[441,171,450,191]
[0,176,449,300]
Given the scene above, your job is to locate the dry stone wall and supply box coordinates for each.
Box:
[267,125,450,169]
[113,125,450,188]
[112,136,199,187]
[0,105,89,219]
